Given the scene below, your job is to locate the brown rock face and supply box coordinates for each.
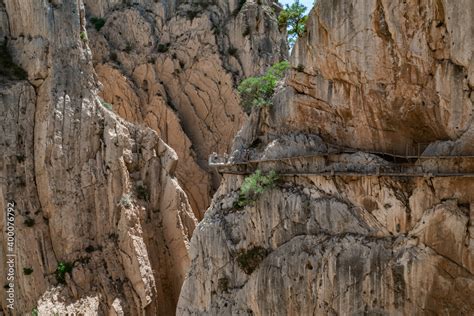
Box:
[84,0,287,218]
[0,1,183,315]
[0,0,286,314]
[286,0,473,155]
[178,0,474,315]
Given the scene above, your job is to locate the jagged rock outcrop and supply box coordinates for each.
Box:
[0,0,197,315]
[178,0,474,314]
[83,0,287,218]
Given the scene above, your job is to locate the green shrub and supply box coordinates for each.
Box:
[0,42,28,81]
[217,277,229,293]
[186,10,198,20]
[99,99,113,111]
[23,267,33,275]
[236,246,268,274]
[80,31,88,42]
[228,46,238,56]
[237,61,289,111]
[16,154,26,162]
[31,308,39,316]
[136,184,149,201]
[55,261,73,284]
[235,170,278,208]
[90,17,106,31]
[124,43,133,53]
[119,194,132,209]
[157,43,170,53]
[24,217,35,227]
[240,170,278,196]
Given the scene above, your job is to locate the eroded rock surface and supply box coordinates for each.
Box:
[0,0,287,314]
[179,171,474,315]
[178,0,474,314]
[0,0,197,314]
[84,0,287,217]
[286,0,473,155]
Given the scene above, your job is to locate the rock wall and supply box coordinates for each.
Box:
[0,0,194,315]
[178,0,474,314]
[287,0,473,155]
[84,0,287,218]
[0,0,286,314]
[179,175,474,315]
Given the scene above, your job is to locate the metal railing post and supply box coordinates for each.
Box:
[437,157,439,175]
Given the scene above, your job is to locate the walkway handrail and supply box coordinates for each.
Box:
[209,142,474,178]
[209,148,474,168]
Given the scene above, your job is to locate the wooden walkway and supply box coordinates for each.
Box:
[209,145,474,178]
[218,170,474,178]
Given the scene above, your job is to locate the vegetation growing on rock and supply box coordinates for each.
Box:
[55,261,73,284]
[235,170,279,207]
[278,0,308,47]
[24,217,35,227]
[23,267,34,275]
[236,246,269,274]
[0,42,28,81]
[237,61,289,112]
[119,194,132,209]
[90,17,106,31]
[80,31,88,42]
[136,184,150,201]
[217,277,229,293]
[99,98,113,111]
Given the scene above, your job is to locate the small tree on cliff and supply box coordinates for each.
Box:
[234,170,279,208]
[278,0,308,48]
[237,61,289,112]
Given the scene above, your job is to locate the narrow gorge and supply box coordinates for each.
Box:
[0,0,473,315]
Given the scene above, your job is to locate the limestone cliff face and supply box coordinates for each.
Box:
[1,2,175,316]
[83,0,287,218]
[288,0,473,155]
[0,0,286,314]
[178,0,474,315]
